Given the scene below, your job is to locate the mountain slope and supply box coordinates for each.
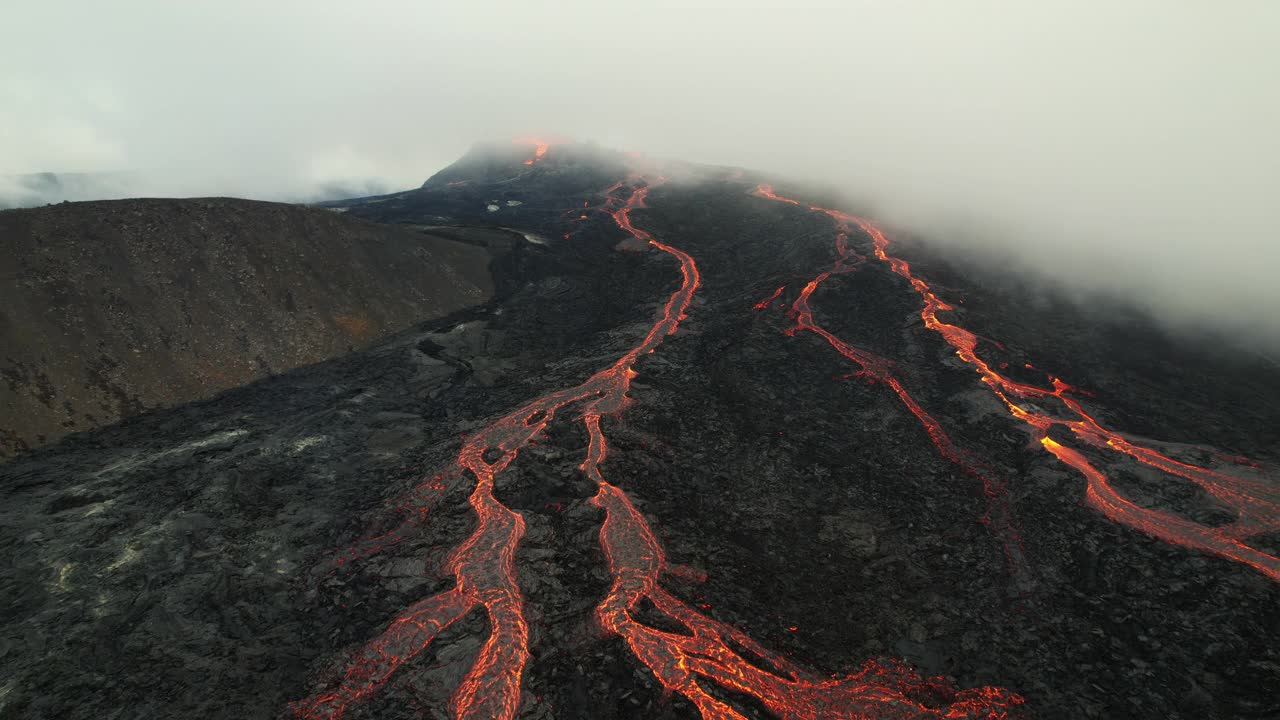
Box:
[0,143,1276,720]
[0,198,495,456]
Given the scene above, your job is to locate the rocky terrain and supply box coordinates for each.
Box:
[0,173,137,211]
[0,198,496,456]
[1,143,1276,719]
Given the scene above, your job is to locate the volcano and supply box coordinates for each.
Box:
[2,140,1277,720]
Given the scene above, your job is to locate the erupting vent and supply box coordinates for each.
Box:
[514,137,550,166]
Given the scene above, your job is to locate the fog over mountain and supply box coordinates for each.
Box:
[4,2,1277,346]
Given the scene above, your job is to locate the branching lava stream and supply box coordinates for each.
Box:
[752,185,1028,583]
[752,183,1280,583]
[295,178,1023,719]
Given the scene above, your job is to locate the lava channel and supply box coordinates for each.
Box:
[294,179,1023,719]
[588,182,1022,719]
[754,183,1280,583]
[752,185,1028,584]
[514,137,550,166]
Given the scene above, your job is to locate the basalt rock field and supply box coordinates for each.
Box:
[2,141,1277,720]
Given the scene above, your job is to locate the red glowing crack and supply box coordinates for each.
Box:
[753,285,786,311]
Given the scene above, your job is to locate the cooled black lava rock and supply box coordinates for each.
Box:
[1,144,1277,720]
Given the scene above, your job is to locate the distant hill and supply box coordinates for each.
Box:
[0,172,138,209]
[0,197,494,456]
[0,172,398,209]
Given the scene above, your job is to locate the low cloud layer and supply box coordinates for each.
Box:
[4,2,1277,346]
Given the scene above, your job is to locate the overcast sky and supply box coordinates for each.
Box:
[3,2,1278,346]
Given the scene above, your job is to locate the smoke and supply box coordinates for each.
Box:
[3,1,1277,345]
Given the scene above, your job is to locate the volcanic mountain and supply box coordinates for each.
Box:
[1,141,1276,720]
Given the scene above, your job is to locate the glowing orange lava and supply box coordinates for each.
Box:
[753,185,1027,581]
[588,182,1021,719]
[293,182,681,720]
[753,285,786,310]
[753,184,1280,583]
[594,476,1024,718]
[295,178,1024,719]
[514,137,550,166]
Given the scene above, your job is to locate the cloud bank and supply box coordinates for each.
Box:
[3,1,1277,344]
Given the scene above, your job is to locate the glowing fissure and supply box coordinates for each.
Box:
[296,178,1023,719]
[753,185,1027,580]
[753,184,1280,583]
[753,285,786,311]
[514,137,550,166]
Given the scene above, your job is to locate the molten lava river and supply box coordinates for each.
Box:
[515,137,551,166]
[292,178,1026,719]
[752,184,1280,586]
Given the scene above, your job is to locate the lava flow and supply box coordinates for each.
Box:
[590,447,1024,720]
[514,137,550,165]
[589,183,1021,719]
[752,185,1027,581]
[559,180,625,240]
[295,179,1023,719]
[753,184,1280,583]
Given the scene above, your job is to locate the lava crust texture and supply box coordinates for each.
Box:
[2,141,1277,720]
